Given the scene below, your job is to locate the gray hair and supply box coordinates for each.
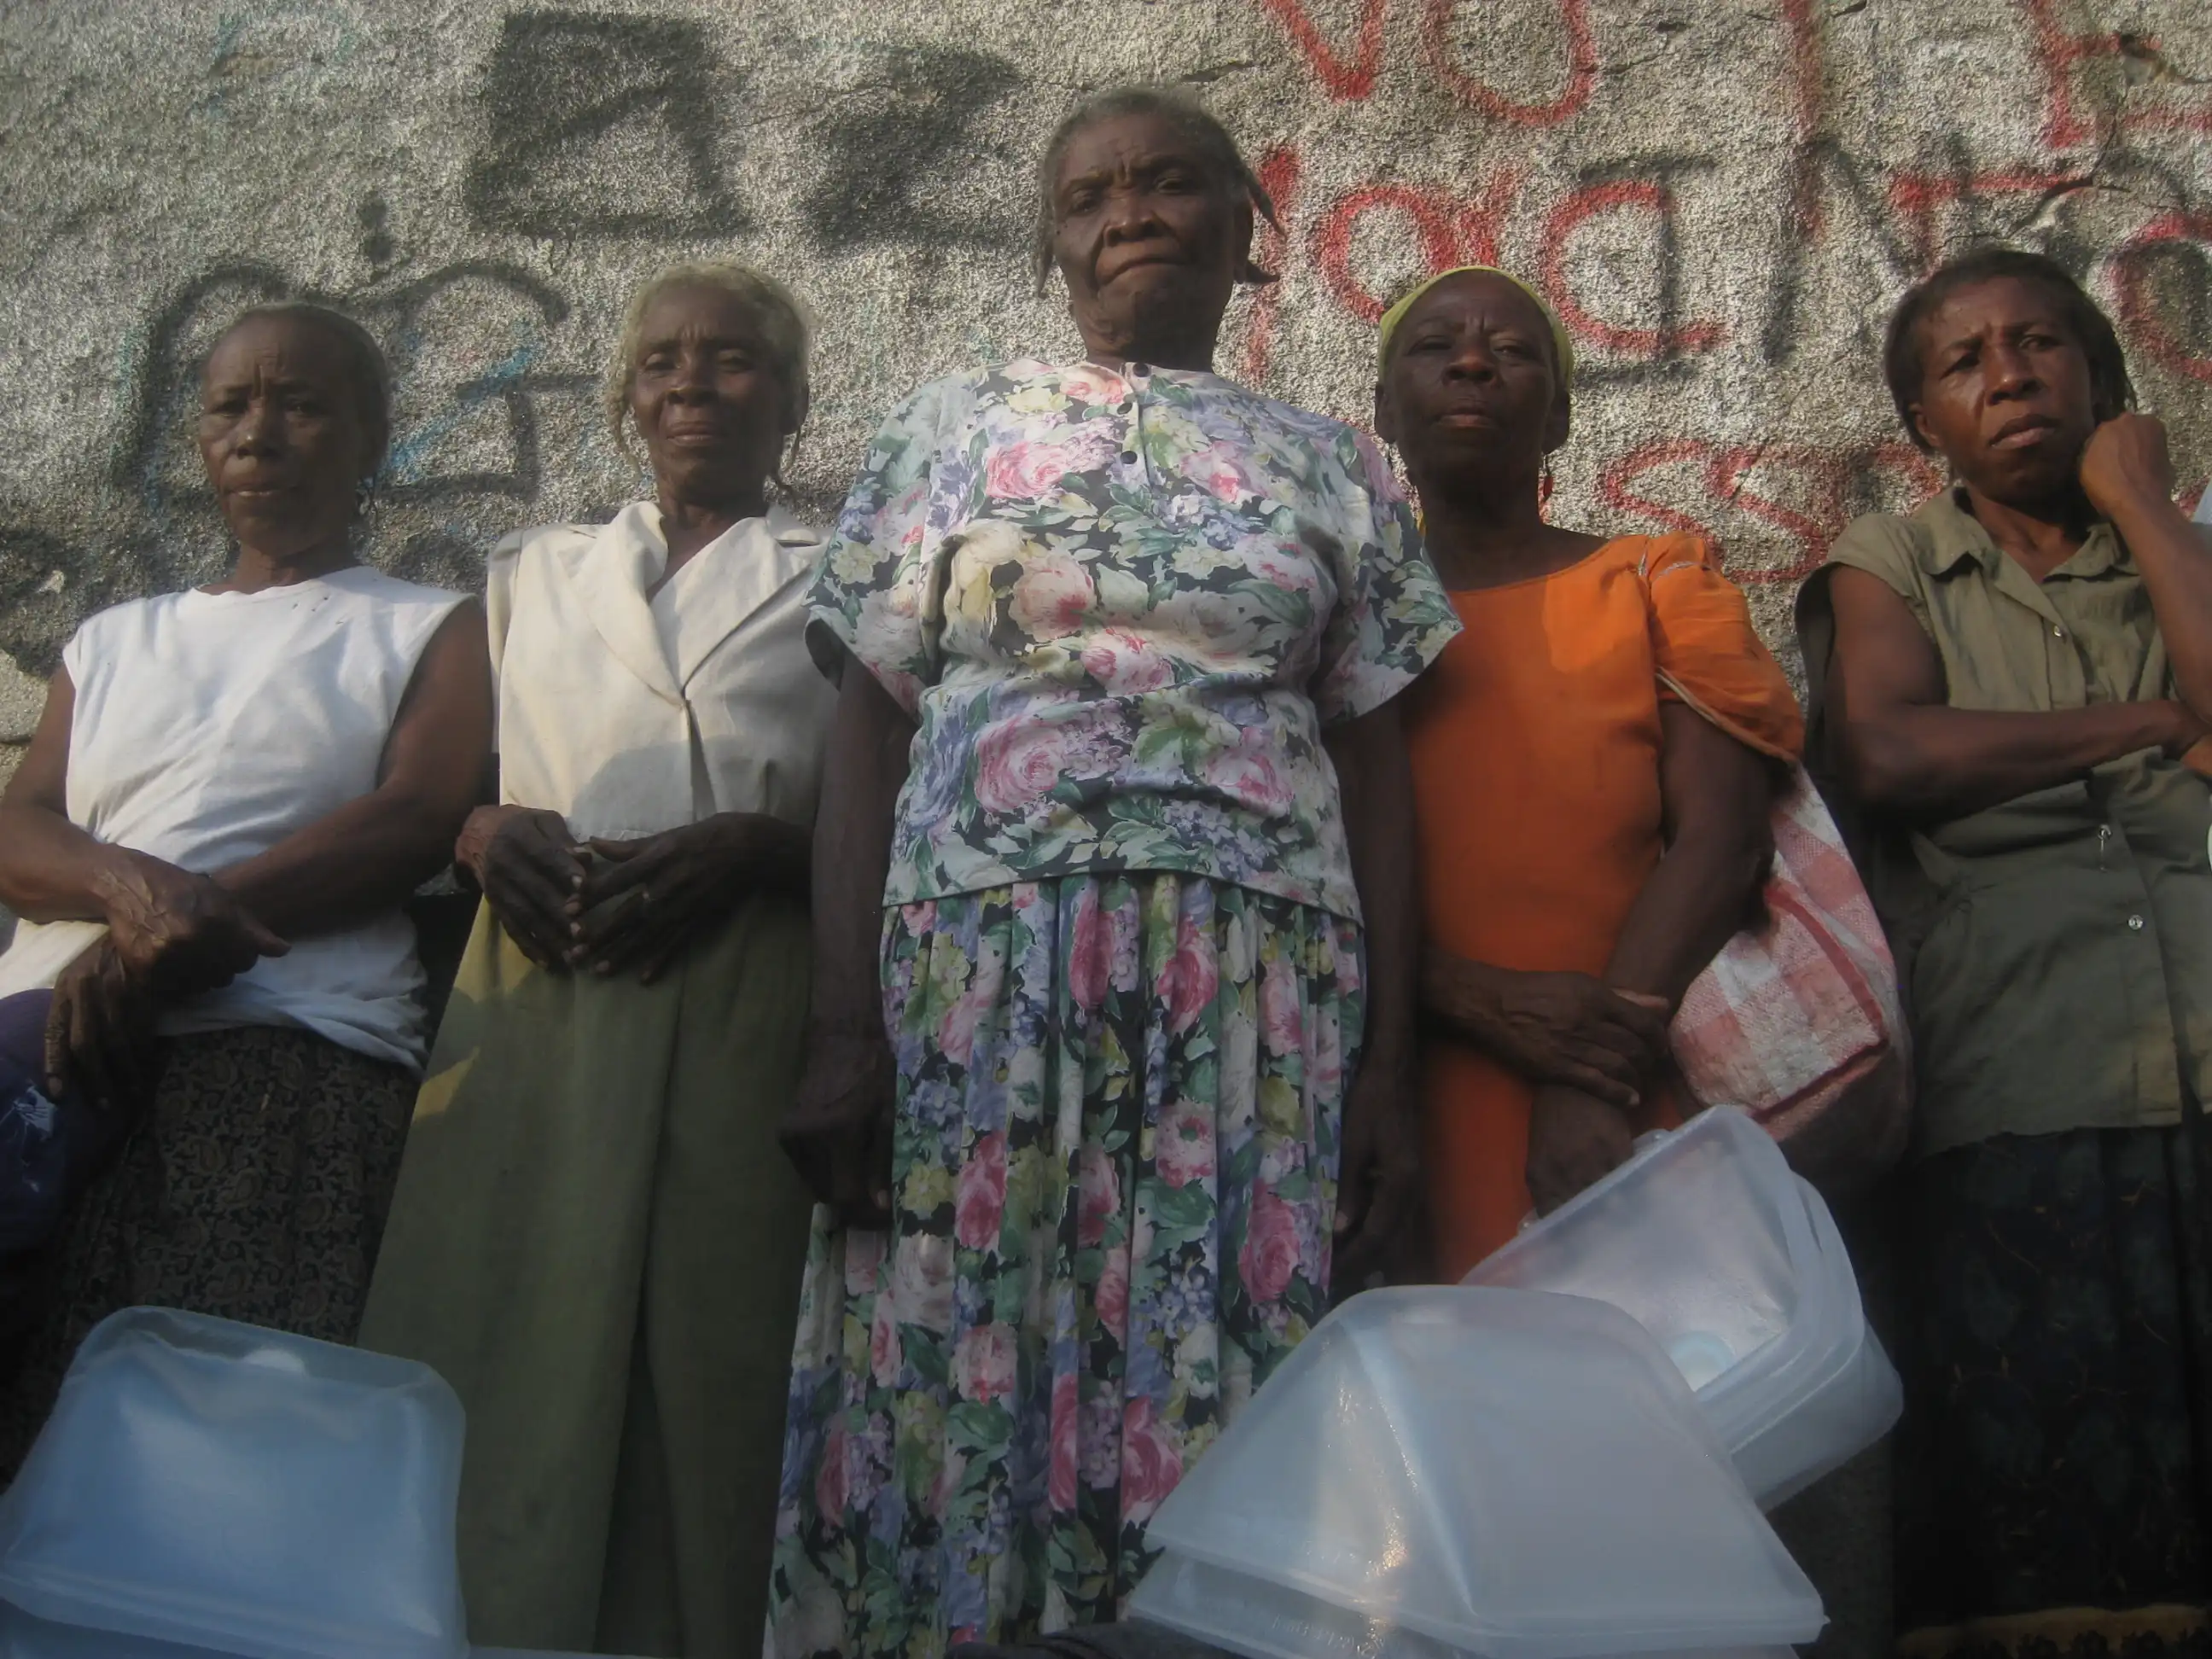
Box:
[605,261,813,481]
[216,301,394,489]
[1031,84,1281,296]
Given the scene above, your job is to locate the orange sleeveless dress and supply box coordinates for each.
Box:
[1404,533,1804,1280]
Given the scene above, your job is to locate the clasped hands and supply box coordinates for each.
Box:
[49,853,288,1107]
[459,805,758,985]
[1422,949,1674,1217]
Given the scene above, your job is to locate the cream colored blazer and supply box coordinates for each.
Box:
[489,502,835,840]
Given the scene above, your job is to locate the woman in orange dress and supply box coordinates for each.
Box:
[1376,267,1806,1281]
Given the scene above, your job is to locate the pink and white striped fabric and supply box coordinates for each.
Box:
[1670,771,1910,1153]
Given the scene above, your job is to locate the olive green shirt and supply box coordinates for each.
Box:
[1797,489,2212,1158]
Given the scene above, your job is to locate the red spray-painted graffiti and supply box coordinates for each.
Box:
[1256,0,1595,125]
[1598,440,1945,582]
[1539,180,1725,358]
[2019,0,2212,150]
[2110,212,2212,384]
[1237,0,2212,562]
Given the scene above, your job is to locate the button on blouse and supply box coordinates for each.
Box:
[807,358,1461,920]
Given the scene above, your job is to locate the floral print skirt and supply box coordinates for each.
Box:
[768,874,1365,1659]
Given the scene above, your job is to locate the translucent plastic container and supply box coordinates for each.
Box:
[1130,1553,1800,1659]
[0,1308,467,1659]
[1133,1287,1823,1659]
[1723,1179,1901,1508]
[1466,1109,1899,1508]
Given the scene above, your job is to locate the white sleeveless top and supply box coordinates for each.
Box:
[0,567,467,1072]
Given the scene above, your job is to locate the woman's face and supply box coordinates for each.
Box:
[627,282,790,508]
[197,315,375,561]
[1375,272,1567,489]
[1907,275,2099,505]
[1051,110,1249,364]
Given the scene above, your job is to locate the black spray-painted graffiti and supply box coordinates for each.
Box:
[466,10,749,238]
[0,254,600,678]
[801,44,1023,250]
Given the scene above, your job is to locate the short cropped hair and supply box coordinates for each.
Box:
[218,301,394,486]
[1030,84,1281,295]
[604,262,813,478]
[1883,245,2134,451]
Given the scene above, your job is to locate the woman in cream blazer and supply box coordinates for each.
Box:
[360,263,834,1659]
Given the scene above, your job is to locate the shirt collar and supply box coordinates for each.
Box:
[1915,486,2133,580]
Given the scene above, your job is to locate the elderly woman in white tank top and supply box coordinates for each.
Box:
[359,263,835,1659]
[0,303,493,1465]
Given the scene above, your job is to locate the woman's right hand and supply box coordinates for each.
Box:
[778,1022,898,1230]
[1423,951,1670,1109]
[457,805,586,969]
[92,852,287,1000]
[2145,699,2210,760]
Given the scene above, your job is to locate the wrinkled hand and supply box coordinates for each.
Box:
[779,1024,898,1229]
[459,806,585,970]
[1427,952,1670,1109]
[44,935,159,1110]
[2145,699,2210,762]
[1332,1055,1424,1295]
[568,818,761,984]
[2081,411,2177,521]
[93,853,287,1000]
[1526,1085,1635,1218]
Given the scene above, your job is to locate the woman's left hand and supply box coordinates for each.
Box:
[1332,1054,1425,1295]
[44,934,158,1109]
[2080,411,2178,521]
[568,818,761,983]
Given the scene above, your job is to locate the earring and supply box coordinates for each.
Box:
[354,479,377,521]
[1539,464,1556,516]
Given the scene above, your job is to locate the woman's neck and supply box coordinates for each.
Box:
[1078,313,1220,374]
[211,535,358,594]
[1961,481,2092,582]
[1415,470,1598,591]
[656,482,766,579]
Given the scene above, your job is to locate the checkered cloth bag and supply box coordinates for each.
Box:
[1669,767,1911,1167]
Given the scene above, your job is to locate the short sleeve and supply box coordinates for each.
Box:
[1644,536,1804,762]
[1309,428,1462,725]
[805,378,963,715]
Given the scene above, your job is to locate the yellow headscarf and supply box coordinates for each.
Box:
[1376,265,1575,389]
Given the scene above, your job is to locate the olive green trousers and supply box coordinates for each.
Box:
[359,894,814,1658]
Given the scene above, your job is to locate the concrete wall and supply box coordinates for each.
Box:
[3,0,2210,792]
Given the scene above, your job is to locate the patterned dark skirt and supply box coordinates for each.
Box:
[1895,1117,2212,1659]
[0,1025,415,1478]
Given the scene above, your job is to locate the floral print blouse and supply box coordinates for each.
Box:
[808,358,1460,922]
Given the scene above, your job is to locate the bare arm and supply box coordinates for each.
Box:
[0,667,135,923]
[1823,567,2196,822]
[1523,707,1779,1215]
[2086,414,2212,721]
[1604,702,1779,1010]
[778,653,916,1225]
[0,667,283,992]
[213,600,494,938]
[1324,700,1424,1289]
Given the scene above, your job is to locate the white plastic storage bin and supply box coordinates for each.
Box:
[1465,1108,1900,1507]
[0,1308,467,1659]
[1131,1287,1823,1659]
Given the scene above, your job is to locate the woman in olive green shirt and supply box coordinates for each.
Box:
[1799,247,2212,1659]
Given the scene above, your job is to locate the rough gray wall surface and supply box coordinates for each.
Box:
[3,0,2210,793]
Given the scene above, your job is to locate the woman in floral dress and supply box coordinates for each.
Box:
[770,86,1458,1657]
